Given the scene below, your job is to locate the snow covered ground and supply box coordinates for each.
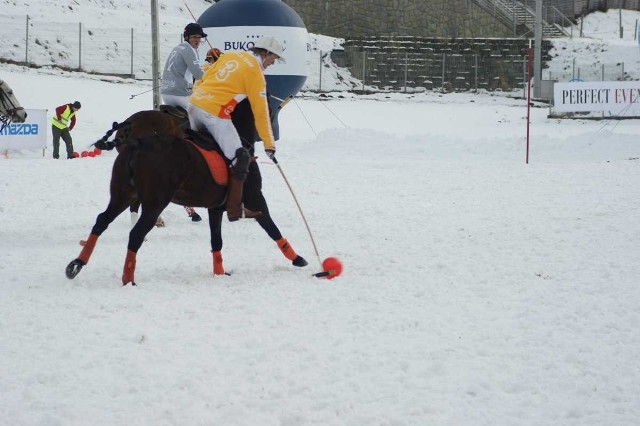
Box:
[1,4,640,426]
[545,9,640,81]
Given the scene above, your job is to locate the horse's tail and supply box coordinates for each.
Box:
[93,121,132,151]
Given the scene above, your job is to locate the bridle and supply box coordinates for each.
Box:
[0,83,25,132]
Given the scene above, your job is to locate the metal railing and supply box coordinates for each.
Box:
[473,0,576,38]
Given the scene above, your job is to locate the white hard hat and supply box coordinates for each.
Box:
[253,36,286,63]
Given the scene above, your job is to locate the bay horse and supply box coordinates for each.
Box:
[0,79,27,131]
[65,109,229,285]
[121,103,307,269]
[66,106,306,285]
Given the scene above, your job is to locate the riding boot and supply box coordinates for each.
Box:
[227,147,261,222]
[227,176,262,221]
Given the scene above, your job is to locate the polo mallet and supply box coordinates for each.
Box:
[129,86,159,100]
[270,94,294,109]
[183,0,215,51]
[269,156,343,279]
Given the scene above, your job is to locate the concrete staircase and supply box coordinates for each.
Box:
[473,0,571,38]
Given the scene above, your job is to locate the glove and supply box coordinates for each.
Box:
[265,148,276,160]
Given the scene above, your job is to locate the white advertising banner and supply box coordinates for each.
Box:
[0,109,47,150]
[202,26,308,77]
[553,81,640,114]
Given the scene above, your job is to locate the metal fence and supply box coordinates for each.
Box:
[0,14,181,78]
[341,48,528,93]
[0,13,634,95]
[545,61,629,83]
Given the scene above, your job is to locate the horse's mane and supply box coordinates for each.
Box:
[0,79,26,130]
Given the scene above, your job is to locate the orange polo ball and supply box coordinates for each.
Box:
[322,257,343,280]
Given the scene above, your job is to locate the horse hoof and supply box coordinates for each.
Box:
[292,256,308,267]
[65,259,85,279]
[191,213,202,222]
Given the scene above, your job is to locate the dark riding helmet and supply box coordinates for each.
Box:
[72,101,81,109]
[183,23,207,41]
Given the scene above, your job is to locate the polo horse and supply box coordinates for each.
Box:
[64,109,228,285]
[0,79,27,131]
[66,106,306,285]
[121,103,307,269]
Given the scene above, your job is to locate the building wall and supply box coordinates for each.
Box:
[283,0,640,38]
[281,0,637,92]
[282,0,513,38]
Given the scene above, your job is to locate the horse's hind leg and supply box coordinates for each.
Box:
[129,197,165,229]
[129,199,140,226]
[66,199,132,279]
[67,153,135,280]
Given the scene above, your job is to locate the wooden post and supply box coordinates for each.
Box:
[131,28,134,78]
[151,0,162,110]
[526,41,532,165]
[78,22,82,71]
[318,50,323,92]
[25,15,29,63]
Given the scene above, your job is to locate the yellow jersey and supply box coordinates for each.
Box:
[190,50,275,149]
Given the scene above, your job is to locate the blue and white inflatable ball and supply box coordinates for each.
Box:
[198,0,308,140]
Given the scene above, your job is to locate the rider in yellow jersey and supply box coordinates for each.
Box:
[188,36,284,222]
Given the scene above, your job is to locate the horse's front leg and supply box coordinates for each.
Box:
[208,207,228,276]
[244,162,308,267]
[122,205,167,285]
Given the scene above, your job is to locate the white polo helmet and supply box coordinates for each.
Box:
[253,36,286,62]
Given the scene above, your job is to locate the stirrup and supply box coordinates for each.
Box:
[228,208,262,222]
[242,208,262,219]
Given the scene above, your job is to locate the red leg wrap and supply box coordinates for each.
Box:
[276,238,298,261]
[78,234,99,264]
[122,249,137,285]
[212,250,225,275]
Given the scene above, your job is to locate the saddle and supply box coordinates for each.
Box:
[183,128,229,186]
[184,128,226,156]
[159,104,190,130]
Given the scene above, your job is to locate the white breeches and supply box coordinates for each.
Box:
[187,104,242,162]
[162,94,189,111]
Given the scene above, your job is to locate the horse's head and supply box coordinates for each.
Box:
[0,79,27,128]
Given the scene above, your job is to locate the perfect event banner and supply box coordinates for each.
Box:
[0,109,47,151]
[553,81,640,115]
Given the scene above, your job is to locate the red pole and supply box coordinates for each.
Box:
[525,41,533,164]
